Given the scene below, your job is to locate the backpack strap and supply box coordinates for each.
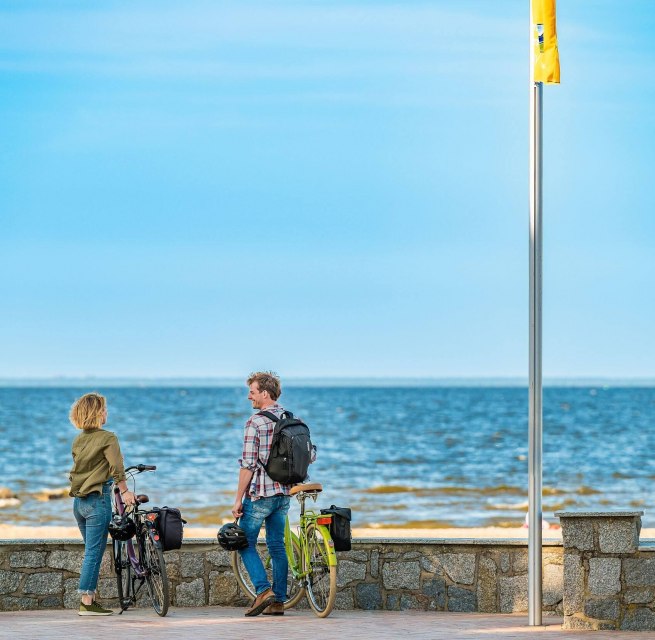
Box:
[257,411,280,423]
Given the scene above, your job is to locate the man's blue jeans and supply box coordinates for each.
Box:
[238,495,290,602]
[73,480,113,595]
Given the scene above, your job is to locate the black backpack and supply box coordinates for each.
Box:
[258,410,313,485]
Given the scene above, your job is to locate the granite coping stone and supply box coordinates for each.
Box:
[0,537,563,547]
[555,511,644,518]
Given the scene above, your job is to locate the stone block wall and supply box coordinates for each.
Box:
[0,537,563,613]
[558,511,655,631]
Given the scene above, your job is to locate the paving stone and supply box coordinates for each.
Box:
[339,550,368,562]
[337,560,367,587]
[440,553,476,585]
[561,518,594,551]
[180,552,205,578]
[419,554,441,574]
[334,589,354,610]
[63,578,80,609]
[0,570,21,595]
[421,577,446,610]
[588,557,621,596]
[563,553,584,616]
[1,596,38,611]
[499,574,528,613]
[10,551,46,569]
[355,583,382,610]
[176,578,206,607]
[542,563,563,607]
[370,551,379,578]
[40,595,63,608]
[47,550,83,574]
[400,594,425,610]
[511,551,528,574]
[447,586,477,612]
[477,556,497,613]
[563,615,597,630]
[598,518,640,554]
[23,572,62,595]
[624,558,655,587]
[382,561,420,590]
[208,571,238,606]
[584,597,619,621]
[97,577,118,599]
[499,553,510,573]
[206,550,231,567]
[401,552,421,560]
[621,607,655,631]
[386,594,400,610]
[623,588,655,604]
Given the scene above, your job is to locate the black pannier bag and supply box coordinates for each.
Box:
[152,506,186,551]
[320,505,352,552]
[258,410,313,485]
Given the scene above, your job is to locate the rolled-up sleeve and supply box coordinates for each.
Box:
[238,420,259,471]
[104,434,126,483]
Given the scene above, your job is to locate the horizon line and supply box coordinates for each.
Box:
[1,375,655,388]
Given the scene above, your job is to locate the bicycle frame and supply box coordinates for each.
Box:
[284,496,337,583]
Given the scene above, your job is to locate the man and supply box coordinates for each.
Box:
[232,371,291,617]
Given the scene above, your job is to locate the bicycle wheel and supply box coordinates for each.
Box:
[231,536,304,609]
[115,540,133,611]
[304,525,337,618]
[141,533,170,617]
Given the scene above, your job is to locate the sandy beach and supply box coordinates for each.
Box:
[0,523,565,540]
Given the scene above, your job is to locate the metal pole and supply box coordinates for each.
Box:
[528,72,544,625]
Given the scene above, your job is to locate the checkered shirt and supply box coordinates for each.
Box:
[238,404,291,500]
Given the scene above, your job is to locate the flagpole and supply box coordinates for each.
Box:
[528,1,544,626]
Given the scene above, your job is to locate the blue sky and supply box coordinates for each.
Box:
[1,1,653,379]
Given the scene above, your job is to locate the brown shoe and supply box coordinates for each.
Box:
[245,588,275,617]
[262,602,285,616]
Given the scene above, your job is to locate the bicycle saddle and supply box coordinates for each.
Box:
[136,494,149,504]
[290,483,322,496]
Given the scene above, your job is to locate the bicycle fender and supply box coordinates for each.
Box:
[315,524,338,567]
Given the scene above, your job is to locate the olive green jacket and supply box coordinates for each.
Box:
[69,429,127,497]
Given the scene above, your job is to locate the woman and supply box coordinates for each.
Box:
[69,392,136,616]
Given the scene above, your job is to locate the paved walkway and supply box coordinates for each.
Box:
[1,607,651,640]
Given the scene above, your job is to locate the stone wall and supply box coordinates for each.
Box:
[0,537,563,613]
[558,511,655,631]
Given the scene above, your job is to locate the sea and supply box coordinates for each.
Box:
[1,383,655,528]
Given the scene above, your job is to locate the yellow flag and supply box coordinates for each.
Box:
[532,0,560,84]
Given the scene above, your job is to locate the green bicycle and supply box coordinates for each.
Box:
[231,482,338,618]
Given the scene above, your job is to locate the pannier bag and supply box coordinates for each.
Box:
[152,506,186,551]
[320,505,352,552]
[257,410,314,485]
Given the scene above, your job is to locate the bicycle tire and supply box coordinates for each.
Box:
[231,536,304,609]
[304,525,337,618]
[115,540,133,611]
[141,532,170,617]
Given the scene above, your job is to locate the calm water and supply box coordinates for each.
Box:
[1,386,654,528]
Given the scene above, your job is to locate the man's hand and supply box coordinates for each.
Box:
[231,500,243,519]
[122,490,137,507]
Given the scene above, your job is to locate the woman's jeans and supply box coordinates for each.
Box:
[73,480,113,595]
[238,495,290,602]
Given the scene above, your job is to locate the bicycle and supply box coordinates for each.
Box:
[231,482,338,618]
[111,464,170,617]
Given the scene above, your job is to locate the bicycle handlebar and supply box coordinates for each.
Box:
[125,464,157,473]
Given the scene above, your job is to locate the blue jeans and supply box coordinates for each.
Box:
[238,495,290,602]
[73,480,113,595]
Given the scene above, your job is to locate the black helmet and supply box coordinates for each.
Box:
[217,521,248,551]
[108,514,137,541]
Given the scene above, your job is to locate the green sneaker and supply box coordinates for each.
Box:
[78,601,114,616]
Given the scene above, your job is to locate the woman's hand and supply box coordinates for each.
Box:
[122,490,137,507]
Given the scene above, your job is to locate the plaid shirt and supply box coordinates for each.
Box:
[238,404,290,500]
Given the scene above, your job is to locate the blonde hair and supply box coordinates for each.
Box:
[70,392,107,430]
[247,371,282,401]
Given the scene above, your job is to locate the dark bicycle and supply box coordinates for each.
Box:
[111,464,170,617]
